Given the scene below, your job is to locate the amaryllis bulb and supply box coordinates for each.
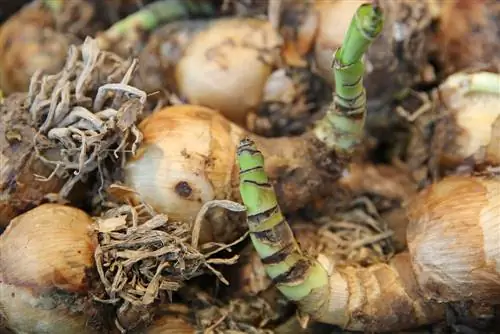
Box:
[169,17,283,125]
[0,203,98,334]
[123,105,244,224]
[406,175,500,304]
[0,1,71,94]
[123,103,342,244]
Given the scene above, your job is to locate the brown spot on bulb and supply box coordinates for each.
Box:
[175,181,192,198]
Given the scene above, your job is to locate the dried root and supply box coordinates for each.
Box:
[29,36,144,198]
[0,36,146,227]
[180,287,280,334]
[92,189,244,332]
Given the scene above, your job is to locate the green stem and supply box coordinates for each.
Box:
[313,3,383,156]
[103,0,215,41]
[237,2,386,322]
[237,137,330,317]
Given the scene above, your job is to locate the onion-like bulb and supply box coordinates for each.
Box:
[0,1,72,94]
[406,175,500,303]
[0,204,98,334]
[123,105,340,243]
[173,17,283,125]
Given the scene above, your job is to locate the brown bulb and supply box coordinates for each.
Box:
[0,2,71,94]
[407,175,500,303]
[137,17,283,126]
[0,204,98,334]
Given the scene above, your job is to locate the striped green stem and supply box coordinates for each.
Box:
[237,138,330,316]
[103,0,215,41]
[313,3,384,156]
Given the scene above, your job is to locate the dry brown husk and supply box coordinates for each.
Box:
[0,36,144,228]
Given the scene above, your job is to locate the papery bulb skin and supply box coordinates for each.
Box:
[123,104,243,220]
[0,204,99,334]
[407,175,500,303]
[123,105,247,243]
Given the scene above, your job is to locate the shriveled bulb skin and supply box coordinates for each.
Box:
[0,204,99,334]
[437,72,500,168]
[434,0,500,74]
[314,0,438,110]
[0,1,72,94]
[407,175,500,304]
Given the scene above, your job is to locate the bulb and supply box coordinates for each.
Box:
[406,175,500,304]
[0,2,71,94]
[123,104,346,244]
[0,204,98,334]
[174,17,283,125]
